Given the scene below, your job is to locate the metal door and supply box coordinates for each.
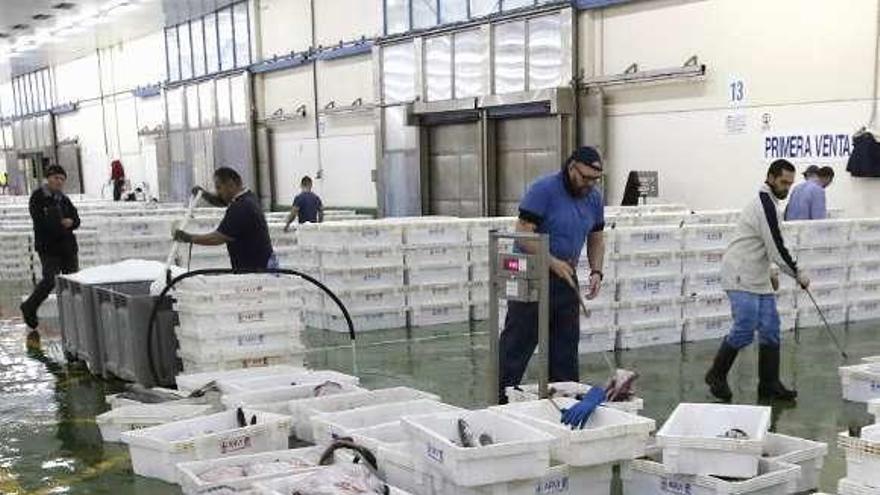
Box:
[424,122,483,217]
[56,144,83,194]
[494,116,565,216]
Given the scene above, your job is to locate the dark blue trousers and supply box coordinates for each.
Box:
[499,274,580,400]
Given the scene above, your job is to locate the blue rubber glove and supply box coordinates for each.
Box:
[560,386,605,430]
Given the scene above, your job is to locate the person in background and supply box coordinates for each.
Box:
[173,167,276,271]
[705,159,810,403]
[20,165,80,346]
[621,171,642,206]
[784,165,835,220]
[499,146,606,410]
[111,159,126,201]
[284,176,323,232]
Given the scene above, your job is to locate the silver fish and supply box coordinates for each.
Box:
[457,418,476,448]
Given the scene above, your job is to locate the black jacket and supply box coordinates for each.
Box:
[30,186,80,256]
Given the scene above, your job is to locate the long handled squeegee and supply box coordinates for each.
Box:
[166,190,203,282]
[803,287,848,359]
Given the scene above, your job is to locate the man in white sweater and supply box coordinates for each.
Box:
[706,159,811,402]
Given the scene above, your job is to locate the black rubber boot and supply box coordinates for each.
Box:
[705,341,738,402]
[19,302,38,330]
[758,344,797,401]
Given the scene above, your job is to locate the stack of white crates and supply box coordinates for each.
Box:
[462,217,516,322]
[98,216,177,264]
[402,218,471,327]
[76,228,101,269]
[849,218,880,323]
[788,219,852,327]
[172,274,305,373]
[614,225,684,349]
[681,223,736,342]
[268,222,298,271]
[0,227,35,282]
[298,221,407,332]
[577,231,618,353]
[178,211,229,270]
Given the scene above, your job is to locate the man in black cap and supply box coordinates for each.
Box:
[498,146,607,403]
[21,165,80,343]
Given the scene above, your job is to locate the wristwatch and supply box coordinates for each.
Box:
[590,270,604,281]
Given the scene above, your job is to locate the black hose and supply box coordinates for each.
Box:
[146,267,356,385]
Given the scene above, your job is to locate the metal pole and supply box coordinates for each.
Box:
[536,233,550,399]
[488,231,500,405]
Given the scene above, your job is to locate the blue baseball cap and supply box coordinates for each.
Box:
[570,146,603,171]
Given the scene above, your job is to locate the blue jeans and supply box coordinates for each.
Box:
[725,290,781,349]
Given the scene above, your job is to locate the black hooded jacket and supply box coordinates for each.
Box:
[29,186,80,256]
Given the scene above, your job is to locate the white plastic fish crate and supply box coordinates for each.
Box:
[579,301,617,330]
[840,425,880,489]
[317,307,408,332]
[853,219,880,243]
[614,226,683,254]
[175,365,310,393]
[796,282,847,306]
[681,249,725,275]
[469,280,489,304]
[776,288,797,312]
[296,220,403,248]
[176,320,302,345]
[617,297,680,326]
[683,315,732,342]
[175,274,284,294]
[857,241,880,262]
[853,260,880,282]
[181,354,304,374]
[656,403,771,478]
[218,369,360,395]
[103,217,176,237]
[178,341,305,370]
[503,382,644,415]
[491,399,654,467]
[579,327,618,354]
[177,307,297,333]
[288,387,440,442]
[624,455,800,495]
[840,477,880,495]
[220,382,365,414]
[402,220,469,246]
[402,409,554,487]
[470,261,489,283]
[618,320,682,349]
[120,408,292,484]
[409,302,470,327]
[463,217,517,244]
[252,468,412,495]
[96,404,214,443]
[764,432,827,493]
[406,282,469,307]
[850,300,880,323]
[682,292,729,319]
[683,210,740,225]
[796,243,853,267]
[840,363,880,402]
[684,271,724,297]
[320,265,405,291]
[311,399,462,446]
[318,245,404,269]
[800,263,849,285]
[791,219,853,247]
[406,264,470,285]
[613,252,682,278]
[635,212,686,226]
[332,286,407,311]
[403,244,469,268]
[176,447,324,495]
[617,274,683,301]
[577,276,617,304]
[849,280,880,303]
[681,224,736,250]
[799,302,846,327]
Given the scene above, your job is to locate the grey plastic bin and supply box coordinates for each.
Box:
[95,283,179,387]
[56,276,79,360]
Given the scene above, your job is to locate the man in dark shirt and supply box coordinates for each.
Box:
[173,167,275,271]
[21,165,80,340]
[284,176,322,232]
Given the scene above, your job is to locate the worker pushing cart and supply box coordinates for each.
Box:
[706,159,811,403]
[498,147,607,418]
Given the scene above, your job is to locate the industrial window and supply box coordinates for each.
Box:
[385,0,554,34]
[9,68,54,117]
[164,1,251,83]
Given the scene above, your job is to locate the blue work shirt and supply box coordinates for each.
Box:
[519,171,605,264]
[784,178,827,221]
[217,189,274,271]
[293,191,322,224]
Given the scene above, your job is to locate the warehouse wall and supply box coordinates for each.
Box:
[583,0,880,216]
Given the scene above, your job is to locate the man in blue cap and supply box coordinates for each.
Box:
[499,146,607,405]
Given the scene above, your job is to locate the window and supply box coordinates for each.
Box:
[218,7,235,72]
[216,77,232,125]
[470,0,499,18]
[382,42,416,103]
[412,0,438,30]
[233,2,250,68]
[166,27,180,81]
[425,36,452,101]
[502,0,534,11]
[454,30,485,98]
[527,14,562,90]
[205,13,219,74]
[493,20,525,94]
[385,0,409,35]
[230,74,248,124]
[186,84,200,129]
[191,19,206,77]
[178,23,193,80]
[440,0,468,23]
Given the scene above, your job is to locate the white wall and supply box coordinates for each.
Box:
[585,0,880,216]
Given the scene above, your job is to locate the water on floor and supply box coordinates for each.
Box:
[0,282,875,493]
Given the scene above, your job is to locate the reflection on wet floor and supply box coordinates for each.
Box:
[0,281,877,493]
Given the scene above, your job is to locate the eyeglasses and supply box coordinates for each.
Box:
[570,164,602,184]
